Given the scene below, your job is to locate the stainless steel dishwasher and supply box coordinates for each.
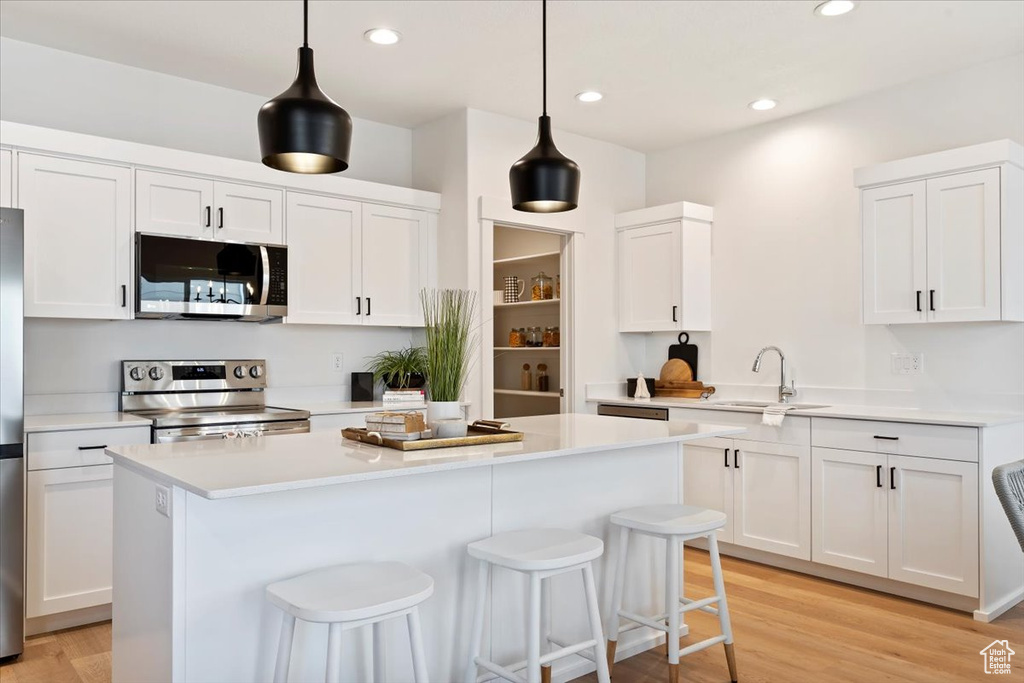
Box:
[597,404,669,421]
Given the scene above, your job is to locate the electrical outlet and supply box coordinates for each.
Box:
[155,484,171,517]
[890,352,924,375]
[332,353,344,372]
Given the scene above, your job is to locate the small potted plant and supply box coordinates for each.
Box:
[365,346,428,390]
[421,288,476,435]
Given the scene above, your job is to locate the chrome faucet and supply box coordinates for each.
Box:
[752,346,796,403]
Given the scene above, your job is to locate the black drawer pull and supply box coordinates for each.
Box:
[876,465,883,488]
[724,448,730,468]
[873,435,899,441]
[121,284,127,308]
[78,444,108,451]
[734,450,740,469]
[890,466,896,490]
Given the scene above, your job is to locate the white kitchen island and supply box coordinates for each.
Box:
[106,414,744,683]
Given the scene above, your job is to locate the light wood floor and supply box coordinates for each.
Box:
[1,548,1020,683]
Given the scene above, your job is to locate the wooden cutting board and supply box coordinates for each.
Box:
[659,358,694,383]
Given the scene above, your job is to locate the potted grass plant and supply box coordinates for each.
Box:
[420,288,477,435]
[365,346,427,390]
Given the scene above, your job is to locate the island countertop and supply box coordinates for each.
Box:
[105,413,744,500]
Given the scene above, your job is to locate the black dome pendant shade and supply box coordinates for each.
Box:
[510,0,580,213]
[258,0,352,174]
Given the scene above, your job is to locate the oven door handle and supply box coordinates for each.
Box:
[154,420,310,443]
[259,245,270,306]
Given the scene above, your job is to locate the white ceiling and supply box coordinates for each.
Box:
[1,1,1021,152]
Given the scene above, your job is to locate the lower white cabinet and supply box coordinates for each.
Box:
[26,465,114,617]
[683,437,811,560]
[811,447,979,597]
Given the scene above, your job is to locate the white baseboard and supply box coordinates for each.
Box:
[974,586,1024,623]
[26,603,111,636]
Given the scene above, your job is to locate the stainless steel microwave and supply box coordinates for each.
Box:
[136,234,287,322]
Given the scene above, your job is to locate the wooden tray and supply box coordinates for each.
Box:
[342,420,523,451]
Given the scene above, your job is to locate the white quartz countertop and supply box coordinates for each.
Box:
[298,401,472,416]
[586,396,1022,428]
[106,413,744,500]
[24,412,153,433]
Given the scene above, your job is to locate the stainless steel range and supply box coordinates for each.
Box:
[120,359,310,443]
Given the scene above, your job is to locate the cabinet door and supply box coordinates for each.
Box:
[360,204,431,327]
[285,192,362,325]
[26,465,113,617]
[862,181,927,324]
[925,168,1001,322]
[682,437,734,543]
[732,441,811,560]
[811,448,888,577]
[0,148,12,207]
[136,170,214,238]
[618,222,682,332]
[888,455,978,596]
[18,154,132,319]
[213,181,284,245]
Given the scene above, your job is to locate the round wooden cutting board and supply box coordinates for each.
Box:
[659,358,694,383]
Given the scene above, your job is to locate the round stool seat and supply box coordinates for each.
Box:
[266,561,434,623]
[468,528,603,571]
[610,504,726,536]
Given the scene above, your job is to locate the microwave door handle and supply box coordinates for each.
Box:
[259,246,270,306]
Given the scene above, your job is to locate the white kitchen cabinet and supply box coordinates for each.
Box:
[811,448,888,577]
[135,170,284,244]
[732,441,811,560]
[888,454,978,597]
[857,141,1023,323]
[0,148,12,207]
[360,204,434,327]
[285,192,362,325]
[26,465,114,617]
[18,153,132,319]
[616,201,713,332]
[681,437,733,543]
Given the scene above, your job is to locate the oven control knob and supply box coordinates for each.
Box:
[249,365,264,379]
[234,365,248,379]
[148,367,165,381]
[129,366,145,382]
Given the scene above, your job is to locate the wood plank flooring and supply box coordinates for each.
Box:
[1,548,1020,683]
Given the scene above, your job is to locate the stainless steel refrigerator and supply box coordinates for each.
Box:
[0,208,24,660]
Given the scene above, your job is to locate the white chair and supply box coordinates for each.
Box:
[606,505,738,683]
[266,561,433,683]
[464,528,612,683]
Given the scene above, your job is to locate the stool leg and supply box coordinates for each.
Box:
[540,577,551,683]
[326,622,343,683]
[666,535,681,683]
[605,525,630,675]
[464,560,490,683]
[407,607,430,683]
[273,613,296,683]
[708,532,738,683]
[527,571,542,683]
[582,563,611,683]
[373,622,387,683]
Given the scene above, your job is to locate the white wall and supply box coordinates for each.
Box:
[0,38,412,187]
[645,54,1024,412]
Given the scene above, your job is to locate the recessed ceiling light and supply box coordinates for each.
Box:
[814,0,857,17]
[575,91,603,103]
[364,28,401,45]
[749,99,777,111]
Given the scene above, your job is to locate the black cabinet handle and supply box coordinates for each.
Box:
[366,297,371,316]
[724,448,730,468]
[873,435,899,441]
[929,289,935,311]
[121,284,127,307]
[876,465,883,488]
[672,305,678,322]
[78,444,107,451]
[205,206,211,228]
[890,466,896,490]
[916,290,922,312]
[218,207,224,229]
[734,450,740,469]
[356,297,361,315]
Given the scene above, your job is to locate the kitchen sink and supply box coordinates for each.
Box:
[711,400,830,410]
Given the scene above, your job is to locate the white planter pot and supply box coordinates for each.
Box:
[426,401,462,432]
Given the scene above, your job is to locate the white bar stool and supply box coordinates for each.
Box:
[266,561,433,683]
[606,505,737,683]
[464,528,612,683]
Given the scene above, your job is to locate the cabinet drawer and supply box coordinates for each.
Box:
[27,426,151,470]
[811,418,977,462]
[670,408,810,446]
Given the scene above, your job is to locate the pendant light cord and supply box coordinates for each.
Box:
[542,0,547,116]
[303,0,309,48]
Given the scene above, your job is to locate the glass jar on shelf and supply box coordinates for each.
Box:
[543,327,553,347]
[521,363,532,391]
[531,271,554,300]
[531,327,544,347]
[551,326,560,347]
[555,274,560,300]
[537,364,549,392]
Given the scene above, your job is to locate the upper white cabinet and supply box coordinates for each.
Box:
[857,140,1023,323]
[136,170,283,244]
[360,204,434,327]
[616,201,712,332]
[18,153,132,320]
[0,148,12,207]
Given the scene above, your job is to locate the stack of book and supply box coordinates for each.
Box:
[382,388,426,407]
[365,411,427,441]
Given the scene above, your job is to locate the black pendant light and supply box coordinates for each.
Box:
[258,0,352,174]
[510,0,580,213]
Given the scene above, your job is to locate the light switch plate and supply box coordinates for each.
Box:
[890,352,923,375]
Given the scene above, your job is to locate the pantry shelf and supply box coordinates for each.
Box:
[494,389,561,398]
[494,347,561,352]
